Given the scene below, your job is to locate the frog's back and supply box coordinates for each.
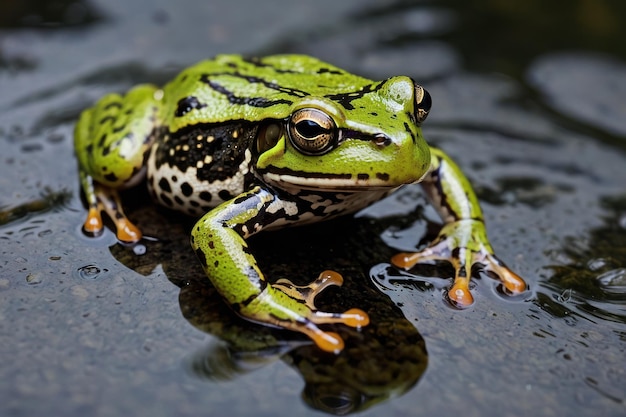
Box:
[160,54,375,134]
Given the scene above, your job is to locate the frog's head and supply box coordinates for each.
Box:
[255,76,432,192]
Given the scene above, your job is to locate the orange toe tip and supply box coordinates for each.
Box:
[83,219,103,236]
[312,331,344,354]
[319,270,344,286]
[447,285,474,308]
[116,222,142,244]
[342,308,370,328]
[504,280,527,294]
[391,252,418,269]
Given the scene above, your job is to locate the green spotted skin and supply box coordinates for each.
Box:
[74,54,526,352]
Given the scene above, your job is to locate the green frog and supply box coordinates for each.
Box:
[74,54,526,352]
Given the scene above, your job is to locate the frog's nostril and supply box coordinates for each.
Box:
[372,134,391,147]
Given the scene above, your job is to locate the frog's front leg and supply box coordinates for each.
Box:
[74,84,161,242]
[191,186,369,353]
[392,147,527,307]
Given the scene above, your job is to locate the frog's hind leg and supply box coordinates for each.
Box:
[78,170,142,243]
[79,170,105,236]
[95,184,142,243]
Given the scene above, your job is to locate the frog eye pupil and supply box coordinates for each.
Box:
[296,120,329,139]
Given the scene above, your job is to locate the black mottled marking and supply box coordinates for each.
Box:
[158,177,172,193]
[112,124,125,134]
[97,134,107,148]
[153,122,258,184]
[201,78,293,108]
[199,191,212,202]
[103,101,122,110]
[218,190,233,201]
[241,57,300,74]
[175,96,207,117]
[240,293,258,307]
[85,144,93,154]
[180,182,193,197]
[99,115,115,125]
[195,248,207,267]
[214,260,219,268]
[101,166,108,172]
[357,173,369,180]
[189,200,200,207]
[104,173,118,182]
[174,196,184,206]
[171,175,178,182]
[201,71,309,99]
[160,193,173,207]
[376,173,390,181]
[101,146,111,157]
[317,67,343,75]
[404,122,417,144]
[369,112,378,116]
[324,81,385,111]
[208,240,215,249]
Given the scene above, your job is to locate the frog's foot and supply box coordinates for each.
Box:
[274,270,344,310]
[94,185,142,243]
[82,206,104,237]
[258,271,369,352]
[391,220,527,308]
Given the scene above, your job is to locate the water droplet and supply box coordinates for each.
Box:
[76,264,108,280]
[132,244,146,256]
[596,268,626,294]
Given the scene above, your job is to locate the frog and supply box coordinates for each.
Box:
[74,54,526,353]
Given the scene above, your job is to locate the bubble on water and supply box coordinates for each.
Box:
[596,268,626,294]
[75,264,109,280]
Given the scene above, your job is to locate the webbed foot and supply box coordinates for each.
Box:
[244,270,369,353]
[391,220,526,307]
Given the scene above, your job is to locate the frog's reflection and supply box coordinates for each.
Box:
[180,278,427,415]
[110,203,428,415]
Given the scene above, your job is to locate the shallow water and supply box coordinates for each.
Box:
[1,1,625,416]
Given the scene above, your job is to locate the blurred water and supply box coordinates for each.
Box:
[1,1,625,416]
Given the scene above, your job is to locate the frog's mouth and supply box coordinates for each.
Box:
[260,168,410,192]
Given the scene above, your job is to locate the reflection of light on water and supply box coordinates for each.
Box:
[596,268,626,294]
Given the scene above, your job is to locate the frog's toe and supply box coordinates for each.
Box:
[303,328,344,353]
[82,207,104,236]
[301,309,369,352]
[482,253,527,295]
[114,217,143,243]
[447,275,474,308]
[274,270,344,309]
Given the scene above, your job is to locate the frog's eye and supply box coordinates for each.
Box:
[287,108,337,155]
[256,122,283,153]
[414,85,432,124]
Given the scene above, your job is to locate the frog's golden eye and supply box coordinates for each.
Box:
[287,108,337,155]
[414,85,432,124]
[256,122,283,153]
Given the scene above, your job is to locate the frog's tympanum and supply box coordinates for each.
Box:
[74,54,527,352]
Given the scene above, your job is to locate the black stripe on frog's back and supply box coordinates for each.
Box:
[323,81,386,111]
[201,78,293,108]
[152,122,258,185]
